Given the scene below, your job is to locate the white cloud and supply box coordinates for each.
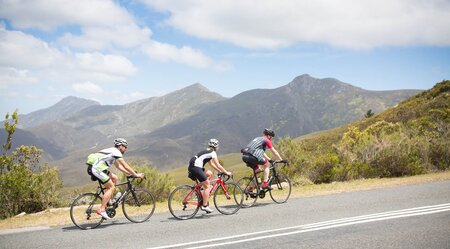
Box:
[0,67,37,88]
[0,26,62,68]
[0,0,134,31]
[75,52,137,77]
[142,41,213,69]
[141,0,450,49]
[0,0,219,69]
[72,82,104,94]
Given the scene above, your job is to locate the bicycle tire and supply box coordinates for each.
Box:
[70,193,103,230]
[236,177,258,208]
[122,188,156,223]
[269,173,292,204]
[213,182,243,215]
[168,185,200,220]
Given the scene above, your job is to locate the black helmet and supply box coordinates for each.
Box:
[263,128,275,137]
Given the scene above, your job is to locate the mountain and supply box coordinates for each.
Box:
[16,96,101,129]
[28,83,225,153]
[2,75,421,186]
[0,128,65,161]
[285,80,450,183]
[130,74,420,167]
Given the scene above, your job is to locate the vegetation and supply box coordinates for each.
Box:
[119,161,175,202]
[278,80,449,184]
[0,111,63,219]
[365,109,375,118]
[0,111,174,219]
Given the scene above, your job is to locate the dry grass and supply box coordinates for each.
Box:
[1,171,449,231]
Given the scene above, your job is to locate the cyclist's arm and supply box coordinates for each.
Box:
[115,159,143,178]
[209,158,231,175]
[269,147,283,161]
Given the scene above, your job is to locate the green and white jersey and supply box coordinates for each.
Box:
[86,147,124,172]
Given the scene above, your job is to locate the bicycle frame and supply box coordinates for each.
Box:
[95,176,143,208]
[250,161,287,197]
[183,173,230,208]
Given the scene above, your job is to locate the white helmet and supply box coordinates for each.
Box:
[208,138,219,148]
[114,138,128,147]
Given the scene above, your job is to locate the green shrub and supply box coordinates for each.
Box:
[308,153,339,184]
[119,161,174,202]
[0,146,63,219]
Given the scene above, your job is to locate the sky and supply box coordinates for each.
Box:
[1,0,449,116]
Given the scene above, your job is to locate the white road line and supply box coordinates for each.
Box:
[148,203,450,249]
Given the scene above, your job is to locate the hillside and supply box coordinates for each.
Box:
[15,96,100,129]
[130,74,419,167]
[298,80,449,149]
[1,75,421,186]
[278,80,449,184]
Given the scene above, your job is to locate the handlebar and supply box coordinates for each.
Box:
[127,175,146,185]
[217,172,232,182]
[270,159,288,165]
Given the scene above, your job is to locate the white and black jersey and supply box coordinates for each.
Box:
[190,149,217,168]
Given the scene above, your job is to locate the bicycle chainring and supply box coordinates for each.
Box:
[258,190,266,198]
[106,208,116,218]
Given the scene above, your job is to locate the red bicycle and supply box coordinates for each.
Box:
[168,172,244,220]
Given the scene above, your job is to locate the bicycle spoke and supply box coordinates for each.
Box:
[269,173,292,204]
[122,188,156,223]
[168,185,200,220]
[236,177,258,208]
[213,182,243,215]
[70,193,103,230]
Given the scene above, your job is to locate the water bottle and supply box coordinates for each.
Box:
[113,191,122,201]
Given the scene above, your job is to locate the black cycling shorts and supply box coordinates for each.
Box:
[242,153,266,170]
[188,166,207,182]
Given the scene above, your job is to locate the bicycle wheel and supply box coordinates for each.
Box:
[236,177,258,208]
[122,188,156,223]
[269,173,292,204]
[168,185,200,220]
[70,193,103,230]
[213,182,243,215]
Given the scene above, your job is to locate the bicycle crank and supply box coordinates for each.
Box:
[258,190,266,198]
[106,208,116,218]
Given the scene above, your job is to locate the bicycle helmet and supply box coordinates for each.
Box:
[114,138,128,147]
[263,128,275,137]
[208,138,219,148]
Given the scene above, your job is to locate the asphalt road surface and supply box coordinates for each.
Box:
[1,180,449,249]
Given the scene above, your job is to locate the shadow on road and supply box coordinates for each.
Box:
[61,220,129,232]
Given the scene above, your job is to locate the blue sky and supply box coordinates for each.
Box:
[1,0,449,116]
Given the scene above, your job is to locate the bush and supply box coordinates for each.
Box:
[308,153,339,184]
[119,161,174,202]
[0,146,63,219]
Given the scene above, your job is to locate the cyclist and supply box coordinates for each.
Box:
[188,138,231,213]
[86,138,144,220]
[241,128,283,190]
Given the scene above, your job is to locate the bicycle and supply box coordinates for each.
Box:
[237,160,291,208]
[70,175,156,230]
[168,172,244,220]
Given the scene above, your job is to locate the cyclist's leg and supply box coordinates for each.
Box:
[91,167,115,212]
[100,180,115,211]
[262,161,270,183]
[109,172,118,184]
[189,166,209,206]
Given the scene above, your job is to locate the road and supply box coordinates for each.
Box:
[1,180,450,249]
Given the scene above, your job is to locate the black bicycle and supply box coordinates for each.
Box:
[236,160,291,208]
[70,175,156,230]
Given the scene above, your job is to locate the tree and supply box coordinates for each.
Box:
[0,110,63,219]
[365,109,375,118]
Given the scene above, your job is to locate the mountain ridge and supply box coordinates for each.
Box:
[0,75,422,186]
